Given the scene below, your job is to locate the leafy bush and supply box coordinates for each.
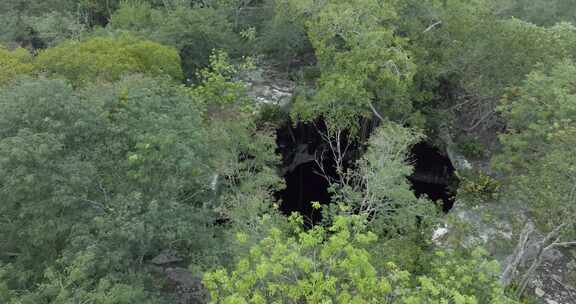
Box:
[457,137,486,159]
[289,0,417,132]
[35,34,183,85]
[24,11,85,47]
[0,46,34,85]
[457,170,501,204]
[0,72,277,302]
[204,214,518,304]
[109,2,239,78]
[495,60,576,234]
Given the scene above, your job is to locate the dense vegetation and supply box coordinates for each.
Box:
[1,0,575,303]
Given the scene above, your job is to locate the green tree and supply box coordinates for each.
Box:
[394,0,576,132]
[109,2,239,78]
[290,0,417,132]
[318,122,438,272]
[0,72,278,302]
[495,60,576,233]
[328,123,436,236]
[255,0,313,68]
[204,214,518,304]
[0,46,34,85]
[494,61,576,297]
[35,34,183,85]
[0,0,84,47]
[499,0,576,26]
[188,51,283,233]
[24,11,85,47]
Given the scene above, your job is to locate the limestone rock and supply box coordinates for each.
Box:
[242,66,295,109]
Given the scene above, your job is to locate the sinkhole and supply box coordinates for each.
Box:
[275,122,457,222]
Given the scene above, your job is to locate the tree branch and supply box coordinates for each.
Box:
[501,221,534,287]
[368,102,385,121]
[423,21,442,33]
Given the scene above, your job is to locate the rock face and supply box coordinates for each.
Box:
[280,143,317,175]
[438,127,472,172]
[164,267,207,304]
[531,256,576,304]
[445,199,576,303]
[242,66,295,109]
[150,250,208,304]
[438,127,576,303]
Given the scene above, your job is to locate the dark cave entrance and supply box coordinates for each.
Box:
[275,121,458,222]
[280,162,332,224]
[409,143,457,212]
[274,120,342,224]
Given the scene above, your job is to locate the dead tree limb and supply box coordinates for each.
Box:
[501,221,534,287]
[516,223,572,297]
[423,21,443,33]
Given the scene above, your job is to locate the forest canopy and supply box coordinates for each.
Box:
[0,0,575,303]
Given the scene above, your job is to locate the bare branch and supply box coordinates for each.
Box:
[517,223,567,297]
[368,102,385,122]
[501,221,534,287]
[423,21,442,33]
[466,109,495,131]
[548,241,576,249]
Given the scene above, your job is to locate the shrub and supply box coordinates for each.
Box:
[35,34,183,85]
[457,170,501,204]
[0,46,34,85]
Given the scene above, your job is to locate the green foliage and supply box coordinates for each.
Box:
[330,123,437,237]
[24,12,85,47]
[391,0,576,136]
[0,1,86,47]
[458,19,576,97]
[107,0,155,31]
[402,1,576,99]
[456,170,501,204]
[421,247,515,304]
[3,0,571,301]
[0,0,78,15]
[457,137,486,159]
[205,214,518,304]
[323,123,439,273]
[494,61,576,234]
[0,77,215,300]
[0,64,280,302]
[190,52,283,234]
[35,34,183,85]
[0,46,34,85]
[290,0,417,132]
[109,1,240,78]
[500,0,576,26]
[256,0,313,67]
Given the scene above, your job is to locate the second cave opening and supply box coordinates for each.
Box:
[408,142,457,212]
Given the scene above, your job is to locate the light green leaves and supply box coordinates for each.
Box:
[35,34,183,85]
[204,215,517,304]
[289,0,416,132]
[204,215,393,304]
[0,46,34,85]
